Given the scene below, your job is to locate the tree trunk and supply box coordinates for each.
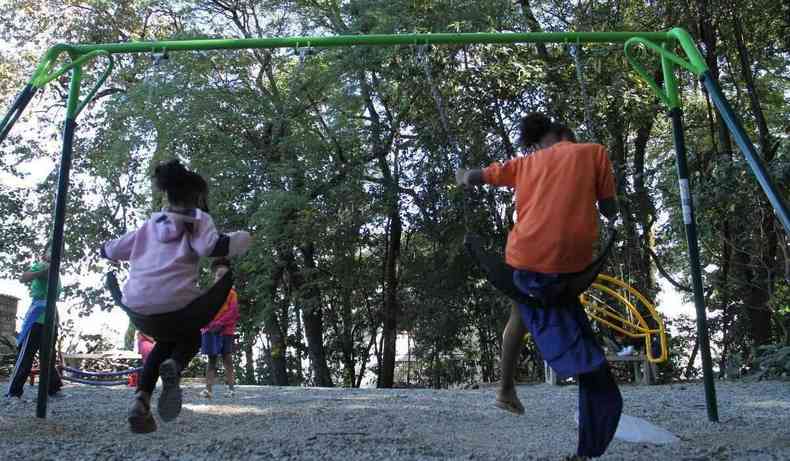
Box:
[357,328,378,388]
[605,91,640,291]
[731,10,772,160]
[684,337,700,380]
[244,339,256,384]
[295,302,304,385]
[731,8,778,346]
[341,291,356,387]
[288,244,334,387]
[746,286,773,346]
[380,209,402,388]
[356,67,401,388]
[406,333,411,386]
[632,112,658,298]
[264,265,289,386]
[697,0,734,155]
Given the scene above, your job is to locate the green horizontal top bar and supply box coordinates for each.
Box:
[66,31,672,55]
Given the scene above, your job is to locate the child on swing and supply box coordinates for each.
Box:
[101,159,251,434]
[457,113,621,459]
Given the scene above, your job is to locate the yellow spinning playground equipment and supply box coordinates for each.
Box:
[523,274,669,364]
[581,274,668,364]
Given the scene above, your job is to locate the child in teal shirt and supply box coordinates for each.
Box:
[6,248,64,401]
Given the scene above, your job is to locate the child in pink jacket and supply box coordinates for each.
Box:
[102,160,251,434]
[200,258,239,398]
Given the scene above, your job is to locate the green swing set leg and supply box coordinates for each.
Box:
[662,56,719,423]
[36,65,82,419]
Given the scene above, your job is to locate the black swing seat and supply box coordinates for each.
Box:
[105,271,233,342]
[464,227,617,308]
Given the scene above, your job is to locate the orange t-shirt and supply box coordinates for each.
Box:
[482,141,616,273]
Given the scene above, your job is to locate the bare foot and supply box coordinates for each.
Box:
[495,388,525,415]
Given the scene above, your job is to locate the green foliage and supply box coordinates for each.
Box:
[752,345,790,381]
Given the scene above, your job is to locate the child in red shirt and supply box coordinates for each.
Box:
[200,259,239,398]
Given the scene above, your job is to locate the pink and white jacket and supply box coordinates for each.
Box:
[101,208,251,315]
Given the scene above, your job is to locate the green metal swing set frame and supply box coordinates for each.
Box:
[1,27,788,422]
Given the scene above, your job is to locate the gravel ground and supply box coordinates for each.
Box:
[0,380,788,460]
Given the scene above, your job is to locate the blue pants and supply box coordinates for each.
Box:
[514,270,622,458]
[577,363,622,457]
[7,322,63,398]
[17,300,46,347]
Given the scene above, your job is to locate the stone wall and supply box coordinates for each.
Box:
[0,294,19,354]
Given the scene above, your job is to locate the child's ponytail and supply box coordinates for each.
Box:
[153,159,208,209]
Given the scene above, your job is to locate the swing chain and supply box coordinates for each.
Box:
[417,45,459,154]
[570,43,597,143]
[296,44,312,72]
[416,45,471,231]
[144,49,169,110]
[151,52,169,66]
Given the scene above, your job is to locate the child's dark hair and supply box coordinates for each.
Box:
[519,113,576,147]
[519,113,554,147]
[210,258,232,271]
[153,159,208,208]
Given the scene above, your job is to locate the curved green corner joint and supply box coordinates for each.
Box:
[624,29,707,109]
[668,27,709,75]
[29,44,78,88]
[32,50,111,88]
[28,49,114,119]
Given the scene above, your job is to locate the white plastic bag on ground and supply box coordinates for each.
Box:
[575,412,680,445]
[614,414,680,444]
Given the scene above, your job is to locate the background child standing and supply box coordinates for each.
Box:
[200,258,239,399]
[6,243,63,401]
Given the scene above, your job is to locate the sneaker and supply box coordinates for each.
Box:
[201,388,213,399]
[224,389,235,398]
[157,359,183,422]
[128,392,157,434]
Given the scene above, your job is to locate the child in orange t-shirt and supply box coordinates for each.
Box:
[456,113,620,459]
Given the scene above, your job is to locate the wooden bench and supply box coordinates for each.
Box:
[544,354,655,385]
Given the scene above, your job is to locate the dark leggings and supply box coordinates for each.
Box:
[138,333,201,394]
[126,271,234,394]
